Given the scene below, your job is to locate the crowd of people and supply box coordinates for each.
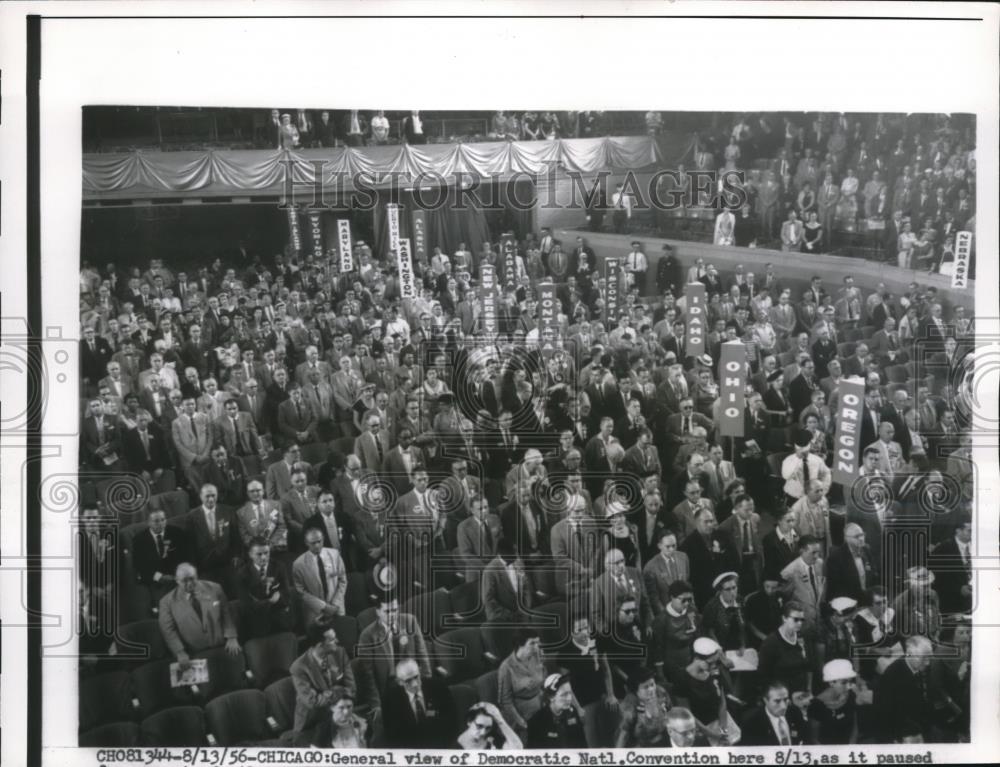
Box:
[657,112,976,276]
[77,207,974,748]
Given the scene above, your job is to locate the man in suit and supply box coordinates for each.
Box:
[880,390,913,459]
[874,636,936,742]
[132,507,191,606]
[382,427,426,496]
[292,527,348,627]
[302,489,344,553]
[825,523,877,603]
[481,541,535,624]
[591,547,651,634]
[183,483,240,587]
[263,366,292,438]
[214,397,263,459]
[237,537,295,638]
[762,509,799,582]
[355,594,431,707]
[281,469,315,549]
[780,536,825,633]
[665,707,712,748]
[929,517,973,615]
[355,411,390,473]
[265,444,312,500]
[171,396,212,471]
[680,507,740,609]
[203,444,248,507]
[740,681,809,745]
[389,468,440,590]
[81,325,115,393]
[295,345,332,387]
[99,359,133,403]
[290,621,359,736]
[456,497,500,582]
[81,398,124,470]
[550,496,608,598]
[277,385,318,448]
[381,658,457,748]
[158,563,240,670]
[864,421,903,479]
[788,359,821,422]
[642,530,690,617]
[718,494,764,594]
[781,429,832,503]
[236,378,268,435]
[237,480,289,554]
[123,409,174,489]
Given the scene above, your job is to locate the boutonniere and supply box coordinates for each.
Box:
[711,540,721,553]
[399,634,409,648]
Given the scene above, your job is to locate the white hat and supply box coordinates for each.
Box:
[693,637,721,657]
[822,658,856,682]
[829,596,858,615]
[712,571,739,590]
[604,499,628,518]
[907,566,935,586]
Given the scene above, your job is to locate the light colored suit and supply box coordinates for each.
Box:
[642,552,691,616]
[292,547,347,626]
[290,647,355,733]
[281,488,314,543]
[456,515,501,580]
[171,412,212,468]
[550,519,608,596]
[212,412,261,456]
[295,360,333,387]
[780,556,826,631]
[355,429,390,473]
[265,459,312,500]
[300,380,335,421]
[157,579,236,656]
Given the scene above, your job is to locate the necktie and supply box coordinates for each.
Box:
[316,552,329,599]
[414,693,426,721]
[742,521,752,554]
[683,416,690,434]
[188,416,196,440]
[808,565,818,600]
[95,417,104,441]
[206,508,215,538]
[665,556,675,581]
[295,400,303,421]
[155,533,164,558]
[374,434,384,463]
[190,595,203,624]
[802,456,810,485]
[313,385,321,406]
[482,520,494,552]
[777,717,791,745]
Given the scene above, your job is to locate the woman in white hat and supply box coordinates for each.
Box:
[701,572,748,654]
[526,673,587,748]
[677,636,742,745]
[808,659,859,744]
[819,596,859,666]
[604,498,641,570]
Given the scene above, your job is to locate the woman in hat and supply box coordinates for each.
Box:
[297,686,369,748]
[352,381,378,435]
[758,601,815,696]
[456,702,522,750]
[653,580,701,685]
[497,628,546,742]
[604,499,641,570]
[526,673,587,748]
[701,572,748,654]
[763,370,791,426]
[808,659,859,744]
[614,667,672,748]
[677,637,742,746]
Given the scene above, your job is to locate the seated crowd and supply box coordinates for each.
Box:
[77,226,974,748]
[661,112,975,276]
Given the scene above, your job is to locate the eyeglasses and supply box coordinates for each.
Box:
[621,608,637,614]
[398,674,421,684]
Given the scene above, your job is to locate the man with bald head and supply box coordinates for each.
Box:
[825,522,877,602]
[158,562,240,670]
[875,635,938,742]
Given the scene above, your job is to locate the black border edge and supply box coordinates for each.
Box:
[26,13,42,767]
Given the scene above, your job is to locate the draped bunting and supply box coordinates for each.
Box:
[82,136,660,198]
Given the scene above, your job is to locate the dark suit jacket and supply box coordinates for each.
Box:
[739,704,809,745]
[235,557,294,632]
[680,530,740,609]
[762,530,798,581]
[381,676,457,748]
[481,556,534,622]
[929,537,972,615]
[825,543,877,602]
[874,657,934,741]
[123,424,173,473]
[81,338,114,384]
[203,458,248,507]
[132,525,191,586]
[185,504,240,573]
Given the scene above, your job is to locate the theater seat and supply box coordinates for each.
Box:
[448,683,478,730]
[116,619,168,668]
[149,489,190,521]
[190,646,251,701]
[837,342,857,358]
[845,328,866,342]
[131,659,180,716]
[356,606,378,632]
[264,677,296,741]
[403,587,451,637]
[885,364,909,383]
[244,632,297,688]
[140,706,207,747]
[116,581,155,626]
[80,671,140,731]
[205,689,278,746]
[766,452,789,478]
[79,722,140,747]
[529,599,569,647]
[298,441,329,467]
[473,670,499,705]
[328,615,358,658]
[446,580,486,627]
[432,627,496,683]
[97,475,150,525]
